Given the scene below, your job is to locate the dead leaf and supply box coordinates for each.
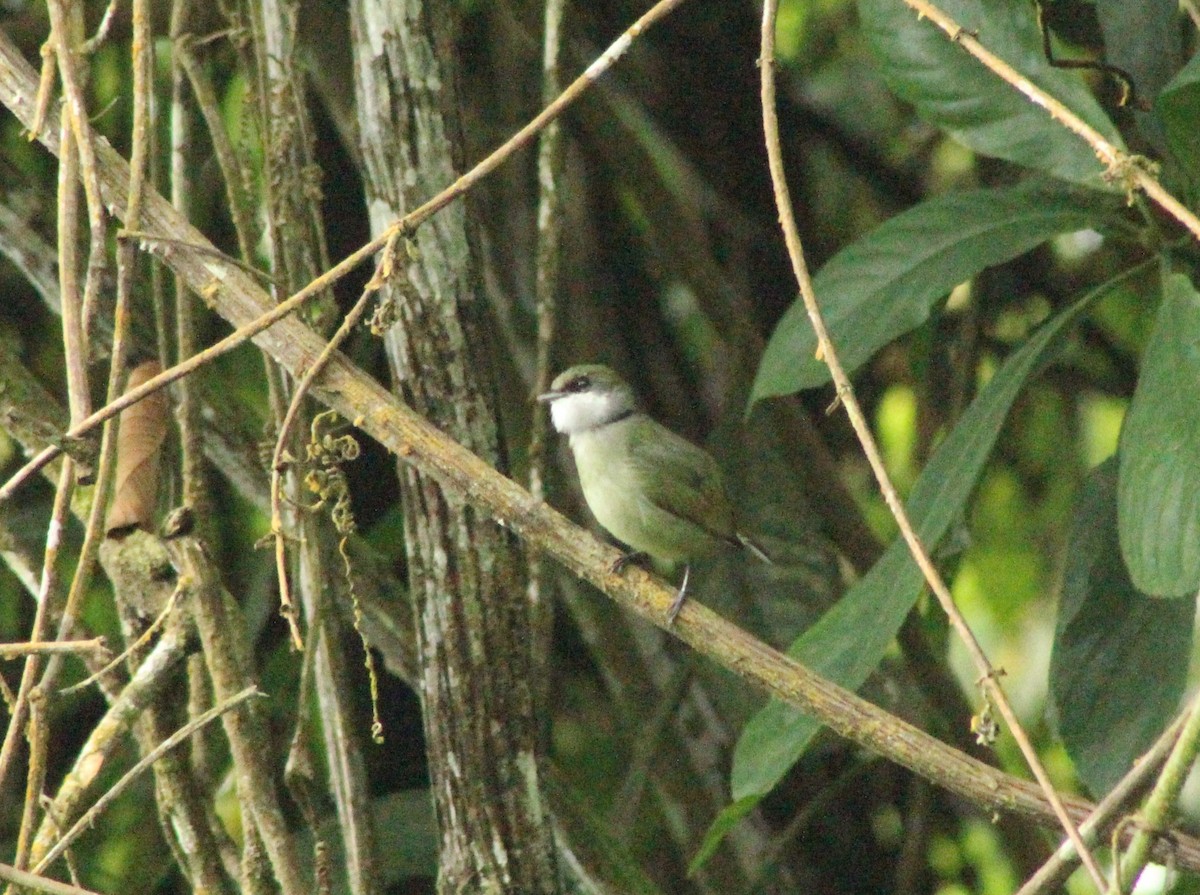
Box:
[106,361,169,534]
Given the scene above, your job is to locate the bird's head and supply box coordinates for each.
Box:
[537,364,637,435]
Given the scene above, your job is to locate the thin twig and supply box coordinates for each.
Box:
[526,0,567,708]
[1107,682,1200,893]
[55,107,89,431]
[32,685,263,874]
[0,862,103,895]
[28,40,56,140]
[173,36,258,263]
[45,0,109,338]
[0,639,108,660]
[756,0,1105,887]
[0,463,74,800]
[59,585,180,696]
[12,688,50,872]
[0,0,693,503]
[81,0,121,55]
[170,0,212,538]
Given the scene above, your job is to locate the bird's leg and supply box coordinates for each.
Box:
[666,564,691,624]
[610,550,649,574]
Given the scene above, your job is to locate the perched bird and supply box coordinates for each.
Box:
[539,364,769,622]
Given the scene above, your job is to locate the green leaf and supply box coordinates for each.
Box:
[751,181,1116,402]
[858,0,1123,188]
[1093,0,1180,105]
[1118,272,1200,596]
[687,795,762,877]
[732,269,1148,803]
[1158,51,1200,182]
[1051,458,1192,797]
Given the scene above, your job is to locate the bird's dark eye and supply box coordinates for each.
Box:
[565,375,589,393]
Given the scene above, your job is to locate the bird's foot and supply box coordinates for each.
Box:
[665,564,692,625]
[610,551,649,575]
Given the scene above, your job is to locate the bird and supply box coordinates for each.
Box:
[538,364,770,622]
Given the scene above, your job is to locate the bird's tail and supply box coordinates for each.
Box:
[737,532,773,564]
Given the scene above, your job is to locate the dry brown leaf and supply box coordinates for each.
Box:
[105,360,169,534]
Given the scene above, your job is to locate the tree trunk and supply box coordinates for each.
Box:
[348,1,561,892]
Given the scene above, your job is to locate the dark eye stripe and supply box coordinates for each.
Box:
[566,376,589,392]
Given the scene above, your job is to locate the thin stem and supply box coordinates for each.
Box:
[59,586,179,696]
[0,640,108,659]
[45,0,108,338]
[757,0,1105,887]
[269,283,379,650]
[1017,713,1185,895]
[0,463,74,800]
[526,0,567,720]
[173,37,258,265]
[55,108,89,430]
[1107,684,1200,893]
[12,689,50,871]
[0,862,103,895]
[170,0,210,532]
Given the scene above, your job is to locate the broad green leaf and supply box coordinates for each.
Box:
[1158,51,1200,182]
[1118,272,1200,596]
[859,0,1123,188]
[751,181,1117,402]
[1091,0,1177,157]
[1093,0,1180,106]
[731,268,1149,803]
[1051,459,1192,797]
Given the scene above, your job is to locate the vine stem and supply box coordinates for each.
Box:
[1106,679,1200,893]
[1016,710,1184,894]
[757,0,1106,888]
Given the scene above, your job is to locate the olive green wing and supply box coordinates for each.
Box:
[625,421,736,542]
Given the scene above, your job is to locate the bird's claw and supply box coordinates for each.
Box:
[610,551,648,575]
[665,564,692,625]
